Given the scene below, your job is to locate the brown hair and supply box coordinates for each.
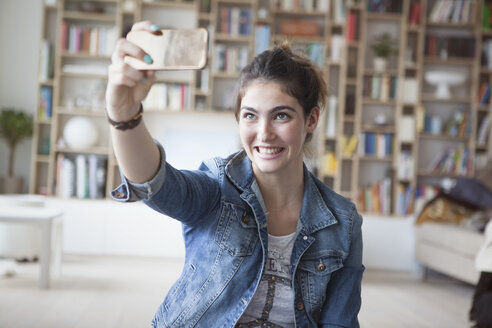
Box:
[234,41,328,142]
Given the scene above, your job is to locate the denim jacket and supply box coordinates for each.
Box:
[112,142,364,328]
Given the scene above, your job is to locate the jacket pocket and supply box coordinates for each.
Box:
[214,202,258,256]
[297,250,343,305]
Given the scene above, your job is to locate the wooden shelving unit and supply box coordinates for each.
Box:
[30,0,492,215]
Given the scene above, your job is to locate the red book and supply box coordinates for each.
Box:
[347,12,356,42]
[410,2,421,25]
[60,21,68,51]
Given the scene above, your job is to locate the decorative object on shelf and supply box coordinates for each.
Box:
[424,70,467,99]
[78,1,104,13]
[370,33,398,72]
[0,108,33,194]
[63,117,99,150]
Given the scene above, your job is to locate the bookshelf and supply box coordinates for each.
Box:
[30,0,492,215]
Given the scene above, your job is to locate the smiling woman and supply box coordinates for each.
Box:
[105,21,363,328]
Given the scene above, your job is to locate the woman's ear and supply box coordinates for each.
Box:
[306,107,320,133]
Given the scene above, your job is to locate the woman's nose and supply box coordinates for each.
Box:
[258,119,274,142]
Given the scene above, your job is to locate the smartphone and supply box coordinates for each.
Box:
[124,28,208,70]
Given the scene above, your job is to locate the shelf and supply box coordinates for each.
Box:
[359,156,394,162]
[424,57,474,66]
[364,69,398,76]
[213,72,240,78]
[62,11,116,22]
[61,52,111,60]
[39,79,55,86]
[272,34,326,43]
[426,22,475,29]
[366,12,402,22]
[60,72,107,79]
[35,118,52,125]
[35,155,51,163]
[362,98,397,106]
[57,108,105,116]
[417,171,471,178]
[420,94,470,103]
[271,9,327,17]
[361,125,395,133]
[214,33,252,42]
[419,133,469,142]
[216,0,253,4]
[141,0,195,9]
[55,146,109,155]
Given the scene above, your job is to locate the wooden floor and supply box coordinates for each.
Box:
[0,255,475,328]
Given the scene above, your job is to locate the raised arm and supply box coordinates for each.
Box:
[105,21,160,183]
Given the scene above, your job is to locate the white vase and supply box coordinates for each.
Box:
[373,57,388,72]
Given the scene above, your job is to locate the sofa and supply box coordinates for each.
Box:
[415,222,485,285]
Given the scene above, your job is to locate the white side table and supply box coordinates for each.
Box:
[0,206,63,289]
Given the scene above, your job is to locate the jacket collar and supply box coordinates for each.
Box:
[225,150,337,234]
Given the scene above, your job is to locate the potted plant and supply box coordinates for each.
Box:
[0,108,33,194]
[370,33,398,72]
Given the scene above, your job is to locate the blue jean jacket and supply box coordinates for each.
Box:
[112,142,364,328]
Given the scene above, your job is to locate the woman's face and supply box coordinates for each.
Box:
[238,80,318,176]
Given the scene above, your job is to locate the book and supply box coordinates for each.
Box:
[400,115,415,142]
[326,95,338,138]
[401,78,418,104]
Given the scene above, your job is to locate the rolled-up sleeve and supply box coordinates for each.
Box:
[110,140,167,202]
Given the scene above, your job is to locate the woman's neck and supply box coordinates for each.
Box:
[254,162,305,211]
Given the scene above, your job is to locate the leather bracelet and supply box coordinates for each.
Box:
[105,103,143,131]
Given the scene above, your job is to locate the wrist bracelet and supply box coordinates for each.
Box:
[105,103,143,131]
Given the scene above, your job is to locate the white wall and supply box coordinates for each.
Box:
[0,0,41,192]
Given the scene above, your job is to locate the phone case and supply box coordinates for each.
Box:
[124,28,208,70]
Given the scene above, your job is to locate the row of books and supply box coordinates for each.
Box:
[428,146,473,175]
[142,83,190,111]
[396,183,414,215]
[478,83,491,104]
[39,86,53,120]
[321,151,337,176]
[60,21,118,56]
[428,0,475,24]
[398,151,414,180]
[273,0,330,12]
[39,40,54,82]
[357,177,392,214]
[481,40,492,69]
[421,108,471,138]
[55,153,107,199]
[482,3,492,29]
[214,45,249,74]
[477,114,490,147]
[332,0,346,24]
[359,132,394,158]
[367,0,403,13]
[363,75,398,101]
[425,35,475,58]
[254,24,270,56]
[294,42,326,67]
[219,7,252,36]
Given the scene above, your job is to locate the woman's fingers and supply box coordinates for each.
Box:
[131,21,163,35]
[111,38,148,65]
[108,62,145,87]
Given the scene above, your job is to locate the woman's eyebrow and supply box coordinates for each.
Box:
[240,105,296,113]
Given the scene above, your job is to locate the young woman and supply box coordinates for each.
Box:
[106,21,364,328]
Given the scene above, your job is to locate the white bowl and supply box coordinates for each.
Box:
[425,70,467,99]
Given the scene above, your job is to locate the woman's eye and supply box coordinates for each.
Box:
[243,113,255,120]
[275,112,290,120]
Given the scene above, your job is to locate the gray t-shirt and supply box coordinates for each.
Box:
[237,231,296,327]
